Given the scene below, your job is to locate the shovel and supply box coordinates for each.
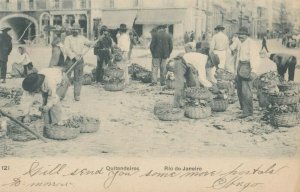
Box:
[0,109,47,143]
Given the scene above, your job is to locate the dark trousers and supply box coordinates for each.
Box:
[65,57,84,99]
[96,51,110,82]
[236,61,253,115]
[277,56,296,81]
[261,44,269,52]
[0,60,7,80]
[173,60,199,107]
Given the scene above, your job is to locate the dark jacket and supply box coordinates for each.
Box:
[0,33,12,62]
[94,36,113,56]
[150,30,173,59]
[269,53,297,81]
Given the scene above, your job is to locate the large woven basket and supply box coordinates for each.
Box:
[166,79,176,89]
[185,87,212,100]
[277,83,298,92]
[185,106,211,119]
[104,68,124,78]
[0,135,7,157]
[82,74,93,85]
[7,121,43,142]
[80,121,100,133]
[44,125,80,140]
[210,99,228,112]
[268,95,299,105]
[271,112,298,127]
[103,82,126,91]
[155,107,184,121]
[154,102,173,115]
[257,89,269,108]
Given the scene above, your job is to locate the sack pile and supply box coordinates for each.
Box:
[103,65,126,91]
[129,63,152,83]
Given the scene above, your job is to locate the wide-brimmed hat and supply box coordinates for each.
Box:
[0,25,12,31]
[22,73,45,93]
[158,24,168,29]
[214,25,225,31]
[71,23,81,31]
[100,25,109,32]
[119,24,128,31]
[236,27,249,36]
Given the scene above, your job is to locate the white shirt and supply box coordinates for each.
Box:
[210,32,229,51]
[16,53,31,65]
[64,35,91,59]
[237,37,260,73]
[117,33,130,52]
[183,52,212,87]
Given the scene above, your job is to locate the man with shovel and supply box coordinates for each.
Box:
[64,23,95,101]
[21,68,69,125]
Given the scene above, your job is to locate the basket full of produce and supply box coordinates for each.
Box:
[44,118,81,140]
[268,91,299,105]
[267,104,299,127]
[214,69,234,81]
[103,65,126,91]
[154,102,184,121]
[277,81,298,92]
[253,71,282,90]
[7,115,43,142]
[166,72,176,89]
[71,116,100,133]
[82,73,93,85]
[184,98,211,119]
[210,91,229,112]
[129,63,152,83]
[0,87,23,105]
[185,87,213,101]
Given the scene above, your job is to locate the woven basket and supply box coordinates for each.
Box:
[0,136,7,157]
[80,121,100,133]
[210,99,228,112]
[184,106,211,119]
[103,82,126,91]
[44,125,80,140]
[166,79,176,89]
[271,112,298,127]
[217,81,232,90]
[7,121,43,142]
[257,89,269,108]
[268,95,299,105]
[154,102,173,115]
[104,68,124,78]
[186,88,212,100]
[155,107,184,121]
[277,84,297,92]
[82,74,93,85]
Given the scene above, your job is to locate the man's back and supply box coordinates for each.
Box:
[150,30,173,59]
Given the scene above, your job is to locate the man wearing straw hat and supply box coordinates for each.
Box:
[235,27,259,118]
[0,25,13,83]
[64,23,95,101]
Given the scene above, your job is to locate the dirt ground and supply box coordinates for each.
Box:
[1,40,300,158]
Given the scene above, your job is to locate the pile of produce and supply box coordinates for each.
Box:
[184,98,211,119]
[0,87,23,105]
[68,115,100,133]
[213,69,236,104]
[129,63,152,83]
[165,72,175,89]
[103,65,126,91]
[82,73,94,85]
[214,68,235,81]
[112,46,123,62]
[185,87,213,101]
[264,82,300,127]
[253,71,282,90]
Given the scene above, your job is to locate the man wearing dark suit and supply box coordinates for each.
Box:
[269,53,297,81]
[150,24,173,86]
[0,26,13,83]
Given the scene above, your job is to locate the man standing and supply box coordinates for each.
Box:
[261,36,269,53]
[117,24,131,84]
[0,26,13,83]
[236,27,260,118]
[94,25,113,83]
[150,24,173,86]
[210,25,229,70]
[64,23,94,101]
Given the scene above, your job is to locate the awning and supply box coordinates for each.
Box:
[135,9,185,25]
[102,10,137,29]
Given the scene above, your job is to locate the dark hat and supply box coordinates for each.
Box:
[0,25,12,31]
[101,25,108,32]
[71,23,81,31]
[158,24,168,29]
[119,24,128,31]
[236,27,249,35]
[22,73,45,93]
[214,25,225,31]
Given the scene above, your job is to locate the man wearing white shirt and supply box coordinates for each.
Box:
[117,24,131,84]
[236,27,260,118]
[64,23,94,101]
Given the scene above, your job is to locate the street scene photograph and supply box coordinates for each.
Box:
[0,0,299,159]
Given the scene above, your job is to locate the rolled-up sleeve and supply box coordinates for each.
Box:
[64,37,76,59]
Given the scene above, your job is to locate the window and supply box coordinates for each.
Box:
[54,0,59,9]
[80,0,86,8]
[17,0,22,10]
[29,0,34,10]
[109,0,114,8]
